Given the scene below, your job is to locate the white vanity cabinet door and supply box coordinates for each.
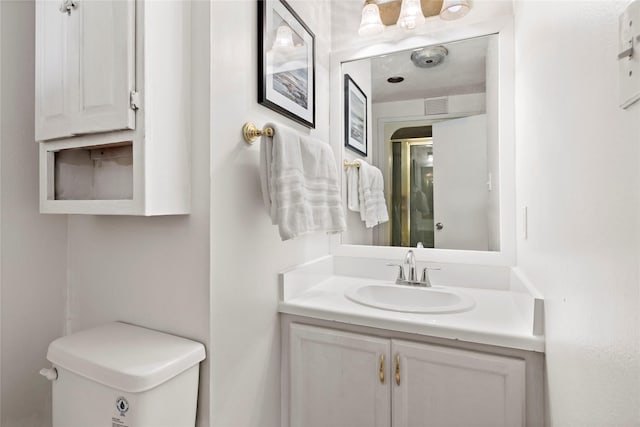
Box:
[69,0,135,135]
[392,340,526,427]
[288,324,391,427]
[35,0,72,141]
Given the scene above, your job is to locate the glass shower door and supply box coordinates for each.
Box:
[390,139,434,247]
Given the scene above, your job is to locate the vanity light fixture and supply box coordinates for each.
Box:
[398,0,425,30]
[439,0,471,20]
[357,0,472,36]
[358,0,385,36]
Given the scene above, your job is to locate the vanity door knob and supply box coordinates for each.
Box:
[379,354,385,384]
[395,354,401,386]
[435,222,444,231]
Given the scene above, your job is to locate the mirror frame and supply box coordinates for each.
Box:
[329,16,515,266]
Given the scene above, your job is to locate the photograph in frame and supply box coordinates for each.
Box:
[258,0,315,128]
[344,74,367,156]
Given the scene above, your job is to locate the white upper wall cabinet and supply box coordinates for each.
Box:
[36,0,135,141]
[36,0,191,215]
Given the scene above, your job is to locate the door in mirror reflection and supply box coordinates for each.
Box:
[433,114,488,250]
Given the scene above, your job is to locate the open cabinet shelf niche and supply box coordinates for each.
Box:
[51,142,134,201]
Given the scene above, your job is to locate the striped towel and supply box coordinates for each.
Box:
[260,122,346,240]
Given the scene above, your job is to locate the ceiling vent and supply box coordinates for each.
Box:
[425,97,449,115]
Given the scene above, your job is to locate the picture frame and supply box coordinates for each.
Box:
[258,0,315,128]
[344,74,367,157]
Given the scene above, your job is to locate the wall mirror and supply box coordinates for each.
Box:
[342,34,498,251]
[329,19,515,265]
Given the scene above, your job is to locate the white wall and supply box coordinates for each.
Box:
[209,1,332,426]
[514,1,640,425]
[0,1,68,426]
[64,2,211,426]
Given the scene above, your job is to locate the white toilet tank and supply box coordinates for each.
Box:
[42,322,206,427]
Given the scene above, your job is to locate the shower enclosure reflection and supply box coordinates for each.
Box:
[341,34,499,251]
[390,127,435,248]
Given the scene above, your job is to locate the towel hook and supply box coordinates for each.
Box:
[243,122,274,144]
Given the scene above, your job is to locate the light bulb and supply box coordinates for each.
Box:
[397,0,425,30]
[358,3,384,36]
[440,0,471,20]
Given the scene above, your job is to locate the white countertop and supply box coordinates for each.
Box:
[279,275,545,353]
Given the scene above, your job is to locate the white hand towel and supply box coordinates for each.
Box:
[260,122,346,240]
[346,159,361,212]
[357,160,389,228]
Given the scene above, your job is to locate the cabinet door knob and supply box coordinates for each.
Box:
[395,354,401,386]
[379,354,385,384]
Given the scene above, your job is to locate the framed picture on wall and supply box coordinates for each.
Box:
[344,74,367,156]
[258,0,315,128]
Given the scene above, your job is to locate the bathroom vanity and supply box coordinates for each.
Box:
[278,257,545,427]
[281,9,544,427]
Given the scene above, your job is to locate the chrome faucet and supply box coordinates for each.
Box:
[405,250,418,282]
[387,250,439,287]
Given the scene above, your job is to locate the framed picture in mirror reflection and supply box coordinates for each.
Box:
[258,0,315,128]
[344,74,367,157]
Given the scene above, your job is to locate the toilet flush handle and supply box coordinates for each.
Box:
[39,367,58,381]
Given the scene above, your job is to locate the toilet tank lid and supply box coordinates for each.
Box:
[47,322,206,393]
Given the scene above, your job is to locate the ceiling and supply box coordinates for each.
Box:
[369,35,490,103]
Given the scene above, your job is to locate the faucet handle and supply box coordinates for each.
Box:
[386,263,406,282]
[420,267,441,286]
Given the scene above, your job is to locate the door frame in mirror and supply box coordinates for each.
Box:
[329,16,515,266]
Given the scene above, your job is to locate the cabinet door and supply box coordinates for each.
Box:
[69,0,135,135]
[35,0,73,141]
[392,340,525,427]
[288,324,391,427]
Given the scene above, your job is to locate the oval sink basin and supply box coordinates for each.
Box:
[345,284,474,314]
